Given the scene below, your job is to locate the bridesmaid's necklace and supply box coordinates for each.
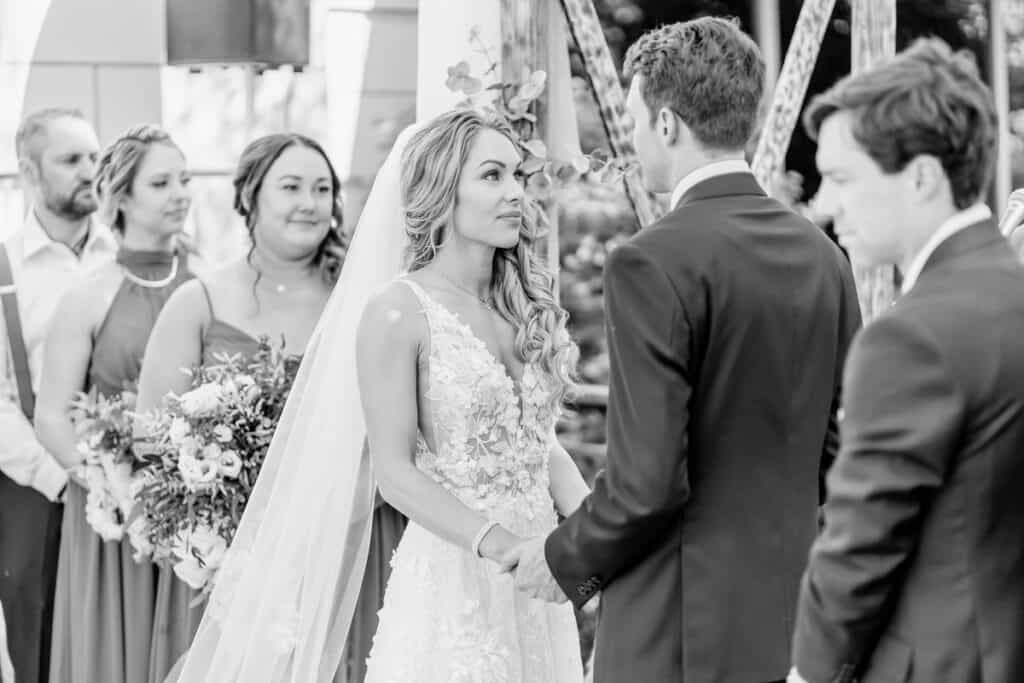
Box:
[437,271,494,311]
[122,255,179,289]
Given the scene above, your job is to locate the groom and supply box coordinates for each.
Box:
[503,17,860,682]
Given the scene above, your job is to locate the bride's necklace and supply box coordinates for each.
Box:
[261,275,305,295]
[437,271,494,311]
[122,255,179,289]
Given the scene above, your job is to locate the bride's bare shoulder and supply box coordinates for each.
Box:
[357,278,427,347]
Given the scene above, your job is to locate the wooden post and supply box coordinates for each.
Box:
[751,0,837,193]
[850,0,897,321]
[989,0,1013,215]
[500,0,561,283]
[501,0,546,135]
[752,0,782,94]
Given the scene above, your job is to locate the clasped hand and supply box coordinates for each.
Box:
[493,534,568,604]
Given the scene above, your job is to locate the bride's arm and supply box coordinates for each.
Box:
[548,436,590,517]
[356,285,520,561]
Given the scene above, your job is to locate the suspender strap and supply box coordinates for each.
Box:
[0,245,34,420]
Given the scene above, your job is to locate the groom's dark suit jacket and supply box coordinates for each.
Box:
[546,172,860,682]
[793,221,1024,683]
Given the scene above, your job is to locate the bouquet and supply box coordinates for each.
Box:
[131,339,300,592]
[70,390,139,542]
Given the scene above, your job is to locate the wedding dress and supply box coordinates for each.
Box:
[362,279,582,682]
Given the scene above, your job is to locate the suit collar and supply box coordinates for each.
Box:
[669,159,752,208]
[674,171,766,210]
[916,218,1007,282]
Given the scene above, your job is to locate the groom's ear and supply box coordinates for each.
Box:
[657,107,683,148]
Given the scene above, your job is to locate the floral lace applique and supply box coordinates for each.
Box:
[363,280,582,683]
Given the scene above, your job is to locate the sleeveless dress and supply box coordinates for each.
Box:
[49,248,193,683]
[148,282,262,682]
[363,280,583,683]
[153,283,408,683]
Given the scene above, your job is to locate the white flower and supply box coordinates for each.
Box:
[178,383,223,417]
[84,496,123,542]
[173,555,214,590]
[75,441,94,461]
[103,461,135,512]
[82,464,106,491]
[235,374,255,388]
[244,385,262,405]
[168,417,191,443]
[126,517,153,562]
[212,425,233,443]
[178,453,219,491]
[219,379,239,398]
[172,526,229,589]
[178,436,200,460]
[189,525,229,568]
[201,443,223,461]
[217,450,243,479]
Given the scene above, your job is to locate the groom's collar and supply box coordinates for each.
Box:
[670,160,764,210]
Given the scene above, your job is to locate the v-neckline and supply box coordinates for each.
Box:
[410,280,527,405]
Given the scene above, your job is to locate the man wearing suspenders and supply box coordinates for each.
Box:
[0,109,116,683]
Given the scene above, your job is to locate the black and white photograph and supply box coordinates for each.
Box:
[1,1,1024,682]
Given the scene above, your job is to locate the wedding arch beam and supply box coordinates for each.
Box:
[750,0,837,192]
[850,0,897,321]
[557,0,664,228]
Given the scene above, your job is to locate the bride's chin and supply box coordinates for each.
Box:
[492,233,521,250]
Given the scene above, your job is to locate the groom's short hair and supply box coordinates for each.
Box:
[804,38,996,210]
[623,17,764,151]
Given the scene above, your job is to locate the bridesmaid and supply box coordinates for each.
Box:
[34,124,194,683]
[137,133,404,682]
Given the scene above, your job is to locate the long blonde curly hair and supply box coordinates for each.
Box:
[400,109,578,410]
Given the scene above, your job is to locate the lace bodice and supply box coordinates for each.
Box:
[403,280,559,536]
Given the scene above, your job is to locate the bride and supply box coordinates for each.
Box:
[174,108,589,682]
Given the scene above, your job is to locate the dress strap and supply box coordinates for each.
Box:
[399,278,440,319]
[398,278,441,342]
[399,278,429,306]
[196,279,216,319]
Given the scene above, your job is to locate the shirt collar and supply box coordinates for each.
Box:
[22,209,118,261]
[900,203,992,294]
[670,159,752,209]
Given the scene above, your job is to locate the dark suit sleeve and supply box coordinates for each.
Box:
[793,314,965,682]
[820,260,863,506]
[545,241,694,608]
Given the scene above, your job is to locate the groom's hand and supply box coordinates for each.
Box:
[500,537,568,604]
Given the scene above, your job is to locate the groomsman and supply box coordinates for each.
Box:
[791,39,1024,683]
[0,108,117,683]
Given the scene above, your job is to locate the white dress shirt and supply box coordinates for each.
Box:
[0,210,117,500]
[900,203,992,294]
[669,158,753,209]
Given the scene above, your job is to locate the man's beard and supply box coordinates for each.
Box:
[43,184,97,221]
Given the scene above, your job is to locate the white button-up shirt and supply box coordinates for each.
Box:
[0,210,117,500]
[900,203,992,294]
[669,158,752,210]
